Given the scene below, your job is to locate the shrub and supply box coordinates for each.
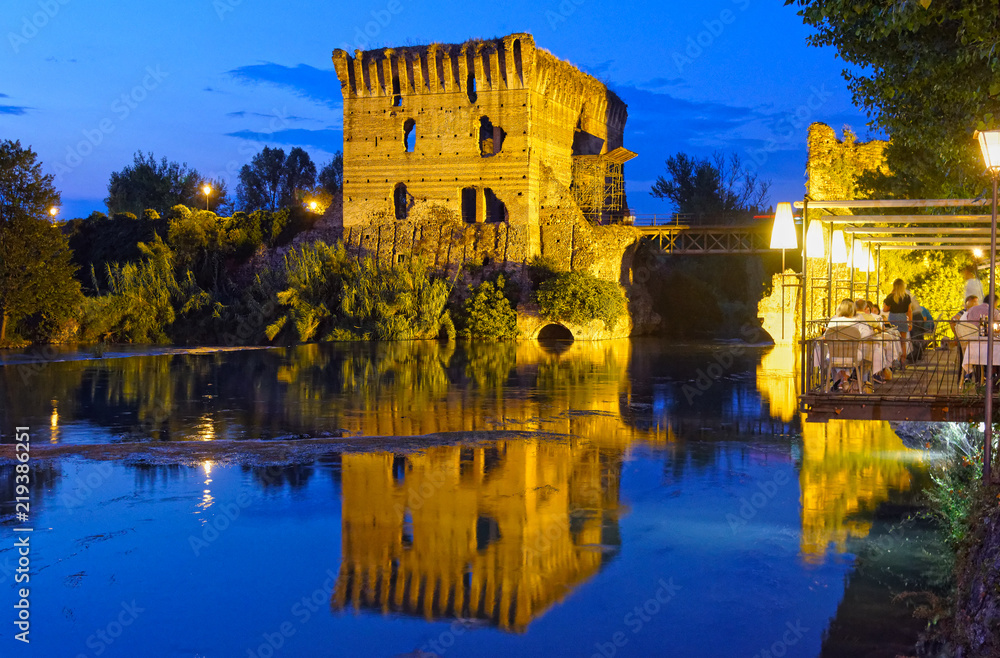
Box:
[460,276,518,340]
[535,270,626,329]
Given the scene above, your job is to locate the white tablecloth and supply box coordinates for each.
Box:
[811,329,902,373]
[962,339,1000,372]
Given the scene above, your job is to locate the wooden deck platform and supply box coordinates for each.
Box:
[801,345,992,422]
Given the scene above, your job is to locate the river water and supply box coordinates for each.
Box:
[0,340,944,657]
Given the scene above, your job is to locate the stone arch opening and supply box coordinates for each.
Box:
[461,187,478,223]
[403,118,415,153]
[393,183,409,220]
[537,323,574,341]
[479,116,505,156]
[484,188,507,223]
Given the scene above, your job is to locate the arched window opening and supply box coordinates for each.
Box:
[479,117,505,156]
[466,74,477,104]
[461,187,478,224]
[394,183,409,220]
[484,188,507,223]
[403,118,415,153]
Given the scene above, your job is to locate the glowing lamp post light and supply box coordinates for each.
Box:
[48,207,59,220]
[805,220,825,259]
[769,202,798,340]
[977,128,1000,482]
[201,184,212,210]
[308,200,319,212]
[830,229,848,264]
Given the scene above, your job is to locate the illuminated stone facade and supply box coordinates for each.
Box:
[331,33,638,276]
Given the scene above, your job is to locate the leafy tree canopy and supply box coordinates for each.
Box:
[786,0,1000,197]
[0,139,81,343]
[650,151,770,223]
[318,152,344,195]
[237,146,317,211]
[106,151,206,217]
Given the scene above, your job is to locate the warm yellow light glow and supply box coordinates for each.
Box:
[308,200,318,211]
[976,129,1000,172]
[805,220,825,259]
[849,241,872,273]
[974,247,985,259]
[202,184,212,196]
[769,202,797,250]
[202,460,214,476]
[48,207,58,218]
[831,229,848,264]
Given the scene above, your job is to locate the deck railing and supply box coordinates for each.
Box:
[802,311,984,402]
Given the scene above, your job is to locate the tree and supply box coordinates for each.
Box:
[236,146,318,211]
[318,152,344,195]
[786,0,1000,198]
[106,152,204,216]
[650,152,770,223]
[0,140,81,343]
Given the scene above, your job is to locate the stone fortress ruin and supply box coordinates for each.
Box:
[330,33,640,285]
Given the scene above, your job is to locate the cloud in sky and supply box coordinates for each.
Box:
[0,106,30,115]
[228,63,343,110]
[225,128,344,155]
[225,110,321,123]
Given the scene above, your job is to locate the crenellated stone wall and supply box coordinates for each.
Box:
[331,33,633,273]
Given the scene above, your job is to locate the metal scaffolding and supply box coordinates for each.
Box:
[570,147,636,223]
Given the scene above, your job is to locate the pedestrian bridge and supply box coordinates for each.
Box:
[629,215,769,255]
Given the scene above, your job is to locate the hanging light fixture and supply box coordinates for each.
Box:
[831,229,848,264]
[805,220,825,259]
[848,241,872,272]
[769,202,797,249]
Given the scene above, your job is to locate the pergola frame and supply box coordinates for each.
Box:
[793,196,994,398]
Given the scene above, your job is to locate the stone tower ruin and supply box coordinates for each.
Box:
[331,33,636,264]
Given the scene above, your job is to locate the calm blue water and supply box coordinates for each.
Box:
[0,340,939,657]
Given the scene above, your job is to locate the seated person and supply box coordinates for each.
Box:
[854,298,883,328]
[826,299,872,389]
[951,295,979,383]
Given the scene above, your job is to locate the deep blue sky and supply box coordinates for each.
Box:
[1,0,875,219]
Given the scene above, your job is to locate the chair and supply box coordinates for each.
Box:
[823,323,865,392]
[954,320,981,383]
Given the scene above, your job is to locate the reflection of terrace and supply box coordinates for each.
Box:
[798,418,924,564]
[331,439,622,632]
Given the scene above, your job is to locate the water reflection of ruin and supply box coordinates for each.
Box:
[331,439,622,632]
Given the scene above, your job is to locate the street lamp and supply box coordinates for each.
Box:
[48,207,58,220]
[308,200,319,212]
[805,220,825,259]
[976,128,1000,482]
[201,184,212,211]
[830,229,849,264]
[769,202,798,340]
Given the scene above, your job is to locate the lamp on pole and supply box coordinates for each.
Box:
[769,202,798,340]
[202,184,212,211]
[48,207,59,221]
[976,128,1000,482]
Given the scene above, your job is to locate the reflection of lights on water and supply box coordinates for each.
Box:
[197,460,215,515]
[50,400,59,444]
[197,416,215,441]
